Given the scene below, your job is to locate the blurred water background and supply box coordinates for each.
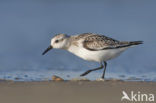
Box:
[0,0,156,81]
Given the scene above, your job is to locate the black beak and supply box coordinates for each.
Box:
[42,45,53,55]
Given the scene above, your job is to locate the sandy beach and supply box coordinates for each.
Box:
[0,80,155,103]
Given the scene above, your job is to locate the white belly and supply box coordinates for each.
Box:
[67,45,129,62]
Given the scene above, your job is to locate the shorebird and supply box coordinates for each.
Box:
[42,33,143,79]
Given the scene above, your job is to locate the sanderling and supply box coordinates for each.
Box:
[42,33,143,79]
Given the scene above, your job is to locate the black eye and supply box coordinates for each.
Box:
[55,40,59,43]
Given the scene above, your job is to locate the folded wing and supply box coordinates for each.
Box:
[83,34,143,51]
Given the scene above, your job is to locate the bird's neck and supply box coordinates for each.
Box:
[61,37,71,50]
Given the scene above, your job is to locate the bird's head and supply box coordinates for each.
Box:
[42,33,69,55]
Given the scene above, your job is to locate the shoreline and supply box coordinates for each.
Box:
[0,69,156,82]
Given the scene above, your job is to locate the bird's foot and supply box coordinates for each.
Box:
[96,78,105,81]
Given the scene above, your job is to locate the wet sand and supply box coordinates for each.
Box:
[0,81,155,103]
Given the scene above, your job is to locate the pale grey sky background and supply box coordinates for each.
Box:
[0,0,155,75]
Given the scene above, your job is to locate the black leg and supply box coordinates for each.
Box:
[80,62,103,76]
[101,61,107,79]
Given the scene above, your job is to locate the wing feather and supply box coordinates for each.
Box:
[83,34,131,51]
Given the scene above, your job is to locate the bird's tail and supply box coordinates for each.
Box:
[119,41,143,48]
[129,41,143,46]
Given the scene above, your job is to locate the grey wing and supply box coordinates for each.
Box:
[83,34,143,51]
[83,34,120,51]
[84,34,141,51]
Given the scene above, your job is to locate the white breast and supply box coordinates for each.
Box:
[67,41,129,62]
